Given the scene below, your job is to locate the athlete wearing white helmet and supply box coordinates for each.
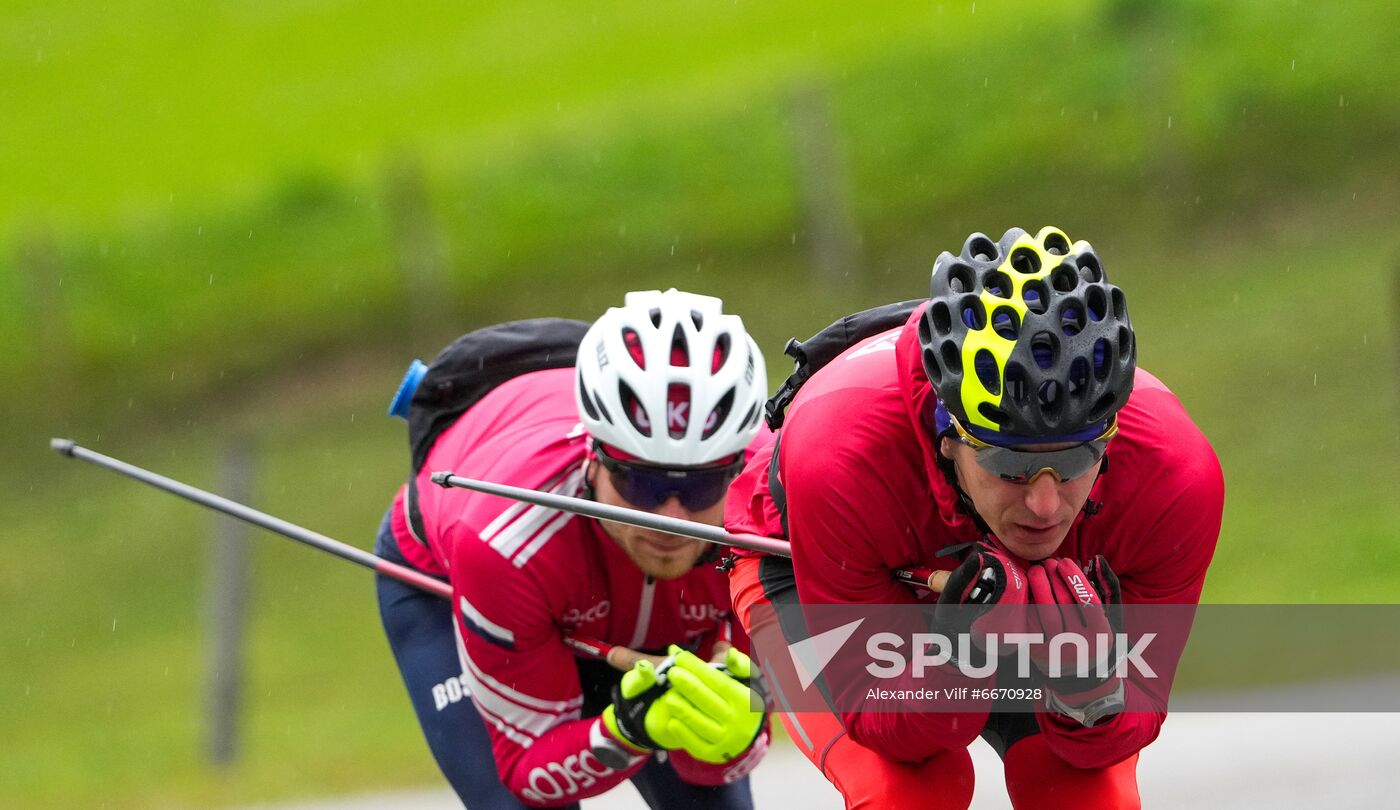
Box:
[376,289,772,809]
[576,288,767,466]
[576,289,768,579]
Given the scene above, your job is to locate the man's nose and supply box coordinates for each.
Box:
[651,493,691,520]
[1023,470,1062,518]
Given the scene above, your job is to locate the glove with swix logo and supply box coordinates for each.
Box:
[1027,555,1125,726]
[931,541,1030,658]
[600,646,767,767]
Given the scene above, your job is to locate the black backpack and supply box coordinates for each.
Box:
[764,299,923,533]
[392,318,592,544]
[764,299,923,429]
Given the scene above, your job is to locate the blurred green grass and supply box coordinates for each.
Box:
[4,0,1400,807]
[5,0,1399,417]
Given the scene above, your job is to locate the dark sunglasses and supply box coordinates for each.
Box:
[594,446,745,511]
[950,414,1116,484]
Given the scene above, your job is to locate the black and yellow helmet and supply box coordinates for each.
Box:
[919,227,1136,442]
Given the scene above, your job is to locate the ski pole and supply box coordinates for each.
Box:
[430,469,949,592]
[429,470,793,557]
[49,439,643,666]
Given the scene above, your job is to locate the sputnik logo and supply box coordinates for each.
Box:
[786,619,865,690]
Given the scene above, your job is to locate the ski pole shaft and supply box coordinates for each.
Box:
[48,439,680,667]
[431,468,949,592]
[52,439,452,598]
[431,470,794,557]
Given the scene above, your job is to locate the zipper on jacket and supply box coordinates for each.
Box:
[628,576,656,649]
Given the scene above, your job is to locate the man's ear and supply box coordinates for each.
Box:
[939,435,958,460]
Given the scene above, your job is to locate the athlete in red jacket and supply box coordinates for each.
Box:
[377,290,771,808]
[727,227,1223,809]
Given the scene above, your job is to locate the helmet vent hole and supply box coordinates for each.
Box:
[713,333,731,373]
[977,403,1010,428]
[1051,266,1079,293]
[1085,286,1108,322]
[929,302,954,336]
[691,309,704,330]
[620,382,651,436]
[1069,357,1090,397]
[1093,338,1111,380]
[1110,287,1127,319]
[702,388,735,440]
[578,376,601,420]
[968,236,998,263]
[666,383,691,438]
[739,400,759,431]
[1037,380,1063,411]
[946,263,976,294]
[649,308,662,328]
[924,349,944,384]
[670,324,689,367]
[991,307,1020,340]
[622,327,646,369]
[1118,325,1133,359]
[1031,332,1058,369]
[960,296,987,330]
[1090,392,1117,422]
[985,270,1013,298]
[1060,303,1086,337]
[1043,232,1070,256]
[1006,363,1028,403]
[974,349,1001,396]
[940,340,963,374]
[1022,280,1049,314]
[1010,248,1041,275]
[1078,254,1103,283]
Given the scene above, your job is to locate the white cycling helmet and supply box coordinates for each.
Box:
[576,289,767,466]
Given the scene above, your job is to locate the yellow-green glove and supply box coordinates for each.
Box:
[601,645,767,765]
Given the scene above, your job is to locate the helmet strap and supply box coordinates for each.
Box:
[934,427,994,537]
[1081,453,1109,517]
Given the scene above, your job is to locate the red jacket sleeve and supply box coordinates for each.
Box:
[450,537,646,806]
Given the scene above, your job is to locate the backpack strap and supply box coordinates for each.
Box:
[767,432,788,536]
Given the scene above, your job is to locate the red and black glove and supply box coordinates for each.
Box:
[932,541,1030,660]
[1027,555,1124,726]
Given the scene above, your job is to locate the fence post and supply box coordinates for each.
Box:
[786,79,862,285]
[205,436,253,766]
[16,229,74,422]
[384,150,452,343]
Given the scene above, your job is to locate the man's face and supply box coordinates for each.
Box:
[587,461,724,579]
[941,437,1101,561]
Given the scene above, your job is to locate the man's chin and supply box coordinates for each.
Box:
[996,526,1068,561]
[627,538,705,578]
